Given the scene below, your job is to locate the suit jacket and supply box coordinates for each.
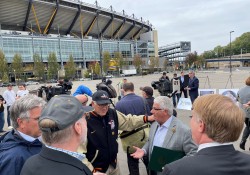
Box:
[179,75,189,90]
[188,76,199,98]
[21,146,92,175]
[162,145,250,175]
[143,117,197,175]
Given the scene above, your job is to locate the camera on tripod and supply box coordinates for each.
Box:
[37,80,73,101]
[151,79,173,97]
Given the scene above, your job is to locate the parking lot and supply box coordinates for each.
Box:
[1,70,250,174]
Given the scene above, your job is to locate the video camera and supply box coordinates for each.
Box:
[151,79,173,97]
[96,79,117,99]
[38,80,72,101]
[151,80,162,90]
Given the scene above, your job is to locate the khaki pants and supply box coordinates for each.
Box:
[105,162,121,175]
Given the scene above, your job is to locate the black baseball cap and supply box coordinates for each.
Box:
[39,95,93,132]
[92,90,111,105]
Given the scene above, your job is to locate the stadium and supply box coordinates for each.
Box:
[0,0,158,77]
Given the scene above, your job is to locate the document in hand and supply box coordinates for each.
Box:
[149,146,185,172]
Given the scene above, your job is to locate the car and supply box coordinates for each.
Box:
[0,82,16,87]
[105,75,114,78]
[0,82,9,87]
[46,79,57,83]
[25,81,39,86]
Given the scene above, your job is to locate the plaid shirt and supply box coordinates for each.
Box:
[45,145,85,161]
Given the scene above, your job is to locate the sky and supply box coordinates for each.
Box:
[82,0,250,54]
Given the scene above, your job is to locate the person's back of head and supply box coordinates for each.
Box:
[192,94,244,144]
[39,95,93,148]
[141,86,153,97]
[123,82,134,92]
[245,76,250,86]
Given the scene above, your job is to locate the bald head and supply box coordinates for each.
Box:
[75,94,88,106]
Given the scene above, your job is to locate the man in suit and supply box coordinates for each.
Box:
[21,95,94,175]
[162,94,250,175]
[179,71,189,98]
[185,70,199,103]
[131,96,197,175]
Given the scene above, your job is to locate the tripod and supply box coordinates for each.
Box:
[225,73,234,88]
[204,76,211,88]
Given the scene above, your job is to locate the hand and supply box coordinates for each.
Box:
[243,101,250,108]
[130,146,145,159]
[147,115,155,122]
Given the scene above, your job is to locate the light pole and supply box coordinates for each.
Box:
[229,31,234,74]
[96,10,103,76]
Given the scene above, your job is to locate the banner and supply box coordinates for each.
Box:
[199,89,216,96]
[177,98,192,110]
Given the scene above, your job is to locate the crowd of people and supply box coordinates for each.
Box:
[0,72,250,175]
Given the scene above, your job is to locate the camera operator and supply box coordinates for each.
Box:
[158,72,172,96]
[57,79,72,95]
[159,71,169,81]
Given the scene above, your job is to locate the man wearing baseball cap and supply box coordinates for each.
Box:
[82,90,154,174]
[21,95,93,175]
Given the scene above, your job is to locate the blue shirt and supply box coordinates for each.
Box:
[152,116,173,149]
[73,85,93,97]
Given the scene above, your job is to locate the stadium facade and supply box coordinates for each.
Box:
[0,0,158,76]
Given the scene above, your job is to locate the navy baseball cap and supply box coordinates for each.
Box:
[92,90,111,105]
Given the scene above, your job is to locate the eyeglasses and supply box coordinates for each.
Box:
[97,103,109,107]
[152,107,164,111]
[82,101,88,105]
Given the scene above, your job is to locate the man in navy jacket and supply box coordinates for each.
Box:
[185,70,199,103]
[0,95,46,175]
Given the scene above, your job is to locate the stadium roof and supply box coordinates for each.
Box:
[0,0,153,40]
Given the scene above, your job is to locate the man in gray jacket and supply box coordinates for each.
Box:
[131,96,197,175]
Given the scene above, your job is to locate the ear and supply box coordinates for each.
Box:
[74,121,82,135]
[198,120,205,133]
[17,117,25,129]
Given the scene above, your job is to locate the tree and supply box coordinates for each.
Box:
[2,72,9,82]
[102,51,111,74]
[65,55,76,79]
[0,50,8,80]
[33,53,45,81]
[155,57,160,71]
[163,59,168,71]
[114,52,124,70]
[94,62,101,76]
[47,52,59,79]
[196,55,206,69]
[148,57,156,73]
[133,54,143,73]
[12,53,24,81]
[185,52,198,68]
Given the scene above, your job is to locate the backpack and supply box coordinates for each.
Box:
[162,79,173,93]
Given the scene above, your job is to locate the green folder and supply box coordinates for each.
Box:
[149,146,185,172]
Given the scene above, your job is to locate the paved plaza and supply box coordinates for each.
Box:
[1,70,250,174]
